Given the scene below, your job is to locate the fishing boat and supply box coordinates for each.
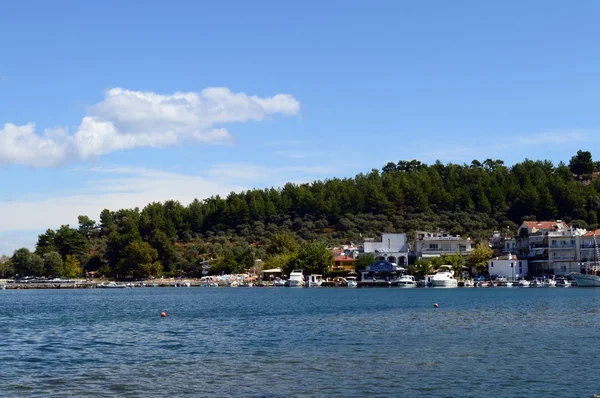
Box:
[571,233,600,287]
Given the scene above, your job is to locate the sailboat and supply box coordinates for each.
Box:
[571,232,600,287]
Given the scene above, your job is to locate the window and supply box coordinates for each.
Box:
[429,244,438,250]
[490,262,494,267]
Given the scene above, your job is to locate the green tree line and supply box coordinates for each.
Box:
[1,150,599,279]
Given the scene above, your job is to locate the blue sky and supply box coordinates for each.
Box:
[1,0,599,254]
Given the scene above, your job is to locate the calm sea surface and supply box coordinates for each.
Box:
[1,287,600,397]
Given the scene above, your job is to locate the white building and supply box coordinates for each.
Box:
[415,230,473,258]
[488,254,528,280]
[363,233,409,266]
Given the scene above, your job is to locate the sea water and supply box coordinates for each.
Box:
[1,287,599,397]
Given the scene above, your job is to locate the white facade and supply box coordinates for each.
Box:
[415,230,473,258]
[363,233,409,266]
[488,255,528,280]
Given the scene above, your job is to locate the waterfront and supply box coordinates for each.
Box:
[1,288,599,397]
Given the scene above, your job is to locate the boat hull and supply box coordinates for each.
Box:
[570,273,600,287]
[432,280,458,288]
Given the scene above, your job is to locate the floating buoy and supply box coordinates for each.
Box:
[160,312,167,317]
[434,303,439,308]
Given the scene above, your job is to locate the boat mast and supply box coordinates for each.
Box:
[594,233,600,275]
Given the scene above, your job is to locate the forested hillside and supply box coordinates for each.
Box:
[2,150,599,279]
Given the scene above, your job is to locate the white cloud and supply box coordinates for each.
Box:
[0,87,301,167]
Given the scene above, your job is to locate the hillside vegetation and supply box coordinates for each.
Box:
[1,150,599,279]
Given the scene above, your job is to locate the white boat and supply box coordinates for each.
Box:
[0,284,6,290]
[397,275,417,288]
[346,276,358,288]
[530,278,544,288]
[273,277,286,287]
[462,279,474,287]
[570,273,600,287]
[555,278,571,287]
[431,266,458,288]
[571,233,600,287]
[305,274,323,287]
[97,282,126,289]
[543,278,556,287]
[285,270,304,287]
[517,278,530,287]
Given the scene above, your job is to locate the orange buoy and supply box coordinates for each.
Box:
[434,303,439,308]
[160,312,167,317]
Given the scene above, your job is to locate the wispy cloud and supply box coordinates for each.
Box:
[411,129,599,164]
[0,160,338,254]
[0,87,301,167]
[514,130,590,145]
[207,162,337,182]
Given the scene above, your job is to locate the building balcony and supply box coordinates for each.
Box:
[530,243,548,249]
[550,244,576,249]
[421,248,468,253]
[551,256,576,261]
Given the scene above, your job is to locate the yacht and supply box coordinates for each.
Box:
[431,266,458,288]
[346,276,358,288]
[305,274,323,287]
[397,275,417,288]
[285,270,305,287]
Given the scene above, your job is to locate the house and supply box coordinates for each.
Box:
[414,230,472,259]
[488,254,528,280]
[332,255,357,272]
[363,233,409,266]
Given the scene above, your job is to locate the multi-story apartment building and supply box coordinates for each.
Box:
[414,230,472,259]
[363,233,409,266]
[578,229,600,272]
[516,220,592,276]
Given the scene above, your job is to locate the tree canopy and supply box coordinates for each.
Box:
[2,150,599,279]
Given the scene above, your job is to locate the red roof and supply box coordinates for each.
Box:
[583,229,600,237]
[334,255,356,262]
[522,221,568,231]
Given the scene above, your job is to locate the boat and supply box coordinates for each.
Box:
[431,266,458,288]
[0,283,6,290]
[397,274,417,287]
[305,274,323,287]
[543,278,556,287]
[273,277,286,287]
[285,270,304,287]
[461,279,474,287]
[529,278,544,288]
[555,277,571,287]
[346,276,358,288]
[97,282,126,289]
[571,233,600,287]
[417,274,435,287]
[517,278,530,287]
